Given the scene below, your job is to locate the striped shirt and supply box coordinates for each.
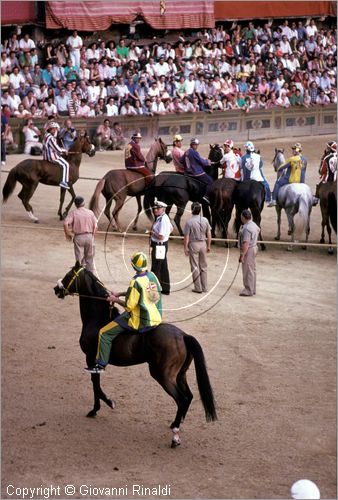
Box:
[43,132,65,162]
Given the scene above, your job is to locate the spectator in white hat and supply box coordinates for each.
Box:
[291,479,320,499]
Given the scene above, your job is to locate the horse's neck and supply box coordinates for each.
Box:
[145,143,159,173]
[79,296,110,326]
[69,144,82,168]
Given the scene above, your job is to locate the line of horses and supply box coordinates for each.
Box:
[2,136,337,252]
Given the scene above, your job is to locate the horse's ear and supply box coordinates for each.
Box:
[74,261,81,270]
[210,144,213,149]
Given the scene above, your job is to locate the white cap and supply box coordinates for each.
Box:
[190,137,199,145]
[153,198,167,208]
[291,480,320,499]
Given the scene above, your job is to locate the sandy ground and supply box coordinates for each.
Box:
[1,134,336,499]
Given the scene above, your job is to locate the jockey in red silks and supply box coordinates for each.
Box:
[220,138,241,180]
[314,141,337,202]
[124,132,154,186]
[43,121,70,189]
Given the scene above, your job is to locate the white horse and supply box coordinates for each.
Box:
[272,148,286,179]
[274,183,313,251]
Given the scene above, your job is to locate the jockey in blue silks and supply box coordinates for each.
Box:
[180,137,214,203]
[240,141,272,204]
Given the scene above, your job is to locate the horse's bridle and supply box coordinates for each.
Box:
[63,266,110,300]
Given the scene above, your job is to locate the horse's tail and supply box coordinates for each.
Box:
[328,191,337,233]
[184,335,217,422]
[89,178,105,216]
[293,195,309,239]
[2,167,18,203]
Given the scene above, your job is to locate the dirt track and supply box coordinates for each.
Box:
[1,135,336,499]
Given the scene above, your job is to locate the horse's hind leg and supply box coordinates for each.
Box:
[132,195,142,231]
[275,206,282,241]
[18,182,39,222]
[111,195,127,232]
[149,365,188,447]
[174,205,185,236]
[87,373,116,418]
[104,196,114,223]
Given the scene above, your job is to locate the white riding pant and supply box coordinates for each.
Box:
[53,157,69,183]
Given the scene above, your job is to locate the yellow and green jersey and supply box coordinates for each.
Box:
[118,271,162,332]
[278,154,307,183]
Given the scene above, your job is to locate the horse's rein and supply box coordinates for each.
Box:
[64,267,111,301]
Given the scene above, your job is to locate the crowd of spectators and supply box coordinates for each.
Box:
[1,18,336,124]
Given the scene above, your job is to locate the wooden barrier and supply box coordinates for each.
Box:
[9,104,336,153]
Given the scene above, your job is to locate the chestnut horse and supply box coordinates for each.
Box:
[89,138,171,232]
[2,132,95,222]
[54,263,217,447]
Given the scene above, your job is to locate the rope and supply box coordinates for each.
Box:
[1,223,336,248]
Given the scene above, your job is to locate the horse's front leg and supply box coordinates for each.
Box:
[87,373,116,418]
[62,185,76,220]
[275,206,282,240]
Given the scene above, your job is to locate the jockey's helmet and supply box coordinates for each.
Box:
[244,141,255,152]
[224,139,234,149]
[132,132,142,139]
[327,141,337,152]
[131,251,148,272]
[173,134,183,143]
[47,121,60,130]
[190,137,199,145]
[292,142,302,152]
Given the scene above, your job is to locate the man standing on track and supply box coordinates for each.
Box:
[183,201,211,294]
[238,209,260,297]
[63,196,98,275]
[150,199,173,295]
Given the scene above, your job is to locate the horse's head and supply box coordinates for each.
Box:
[158,137,172,164]
[272,148,285,172]
[54,262,108,299]
[78,131,96,157]
[208,144,224,164]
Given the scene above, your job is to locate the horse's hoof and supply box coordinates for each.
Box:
[328,247,334,255]
[86,410,97,418]
[132,226,137,231]
[287,245,293,252]
[287,230,292,235]
[34,219,39,224]
[61,212,68,220]
[274,236,280,241]
[301,245,307,250]
[107,399,116,410]
[320,238,325,244]
[171,440,181,448]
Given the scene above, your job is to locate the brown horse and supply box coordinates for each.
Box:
[54,263,217,447]
[318,181,337,254]
[89,138,171,232]
[2,132,95,222]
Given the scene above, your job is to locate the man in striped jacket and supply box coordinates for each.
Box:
[43,121,70,189]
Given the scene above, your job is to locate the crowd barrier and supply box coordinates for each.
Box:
[9,104,336,152]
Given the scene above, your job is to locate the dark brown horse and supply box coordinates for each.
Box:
[209,178,238,243]
[318,181,337,254]
[54,262,217,447]
[89,138,171,232]
[2,132,95,222]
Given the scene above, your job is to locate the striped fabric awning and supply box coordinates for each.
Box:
[46,1,215,30]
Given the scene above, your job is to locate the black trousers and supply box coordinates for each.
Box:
[151,241,170,294]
